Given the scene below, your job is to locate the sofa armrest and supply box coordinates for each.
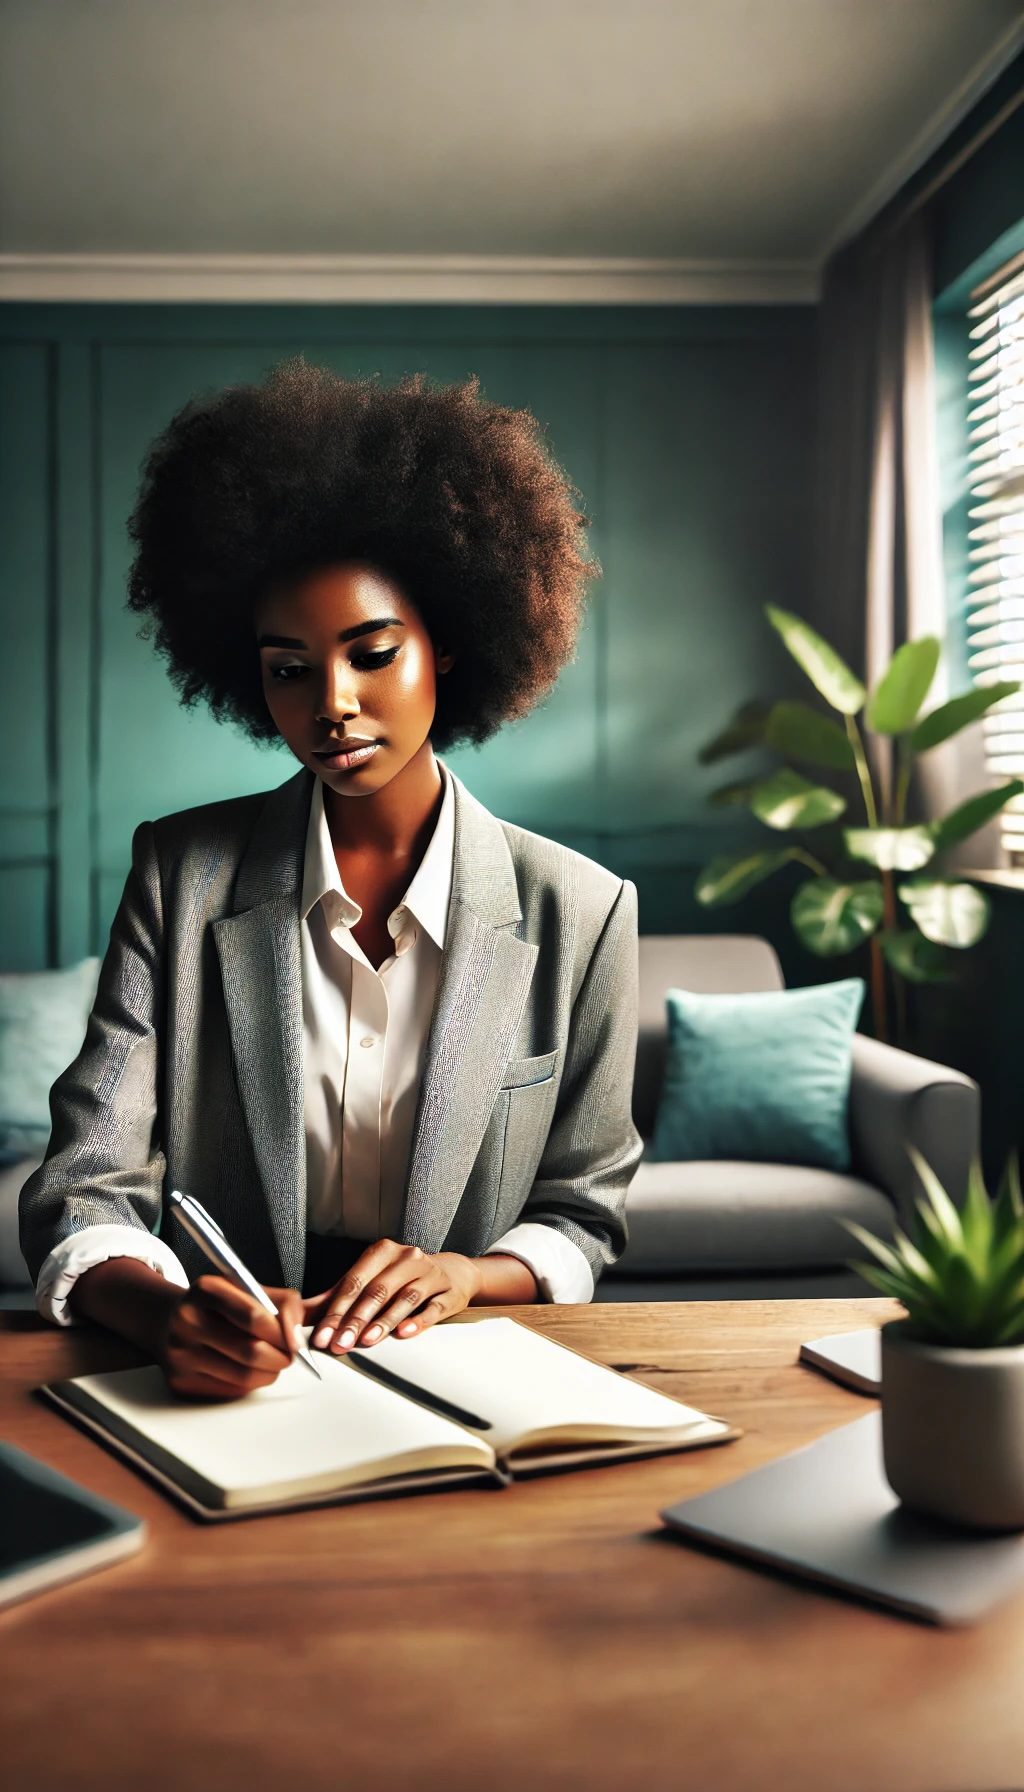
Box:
[0,1155,41,1289]
[848,1034,980,1233]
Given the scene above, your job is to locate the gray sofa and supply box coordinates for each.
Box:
[596,934,981,1302]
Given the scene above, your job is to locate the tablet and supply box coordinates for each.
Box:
[0,1441,146,1610]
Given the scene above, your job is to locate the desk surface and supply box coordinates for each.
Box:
[3,1297,1022,1792]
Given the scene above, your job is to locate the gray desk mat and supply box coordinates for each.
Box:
[660,1410,1024,1627]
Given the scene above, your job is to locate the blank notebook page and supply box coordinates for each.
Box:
[66,1351,493,1499]
[361,1317,727,1454]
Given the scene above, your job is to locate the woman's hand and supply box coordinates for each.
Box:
[304,1240,483,1353]
[153,1274,306,1401]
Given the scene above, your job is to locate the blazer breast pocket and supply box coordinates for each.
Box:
[499,1049,559,1089]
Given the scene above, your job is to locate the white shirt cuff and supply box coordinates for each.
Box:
[35,1224,191,1328]
[482,1222,595,1304]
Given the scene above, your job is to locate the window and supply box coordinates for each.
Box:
[967,247,1024,861]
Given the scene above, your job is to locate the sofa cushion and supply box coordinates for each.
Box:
[610,1155,895,1274]
[0,957,100,1155]
[647,978,865,1172]
[633,935,784,1137]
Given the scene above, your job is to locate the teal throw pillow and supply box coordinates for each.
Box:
[647,977,866,1171]
[0,957,101,1156]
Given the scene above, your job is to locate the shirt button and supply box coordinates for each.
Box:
[360,1036,376,1049]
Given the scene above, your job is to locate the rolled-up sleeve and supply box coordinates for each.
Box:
[481,1219,594,1303]
[33,1223,190,1327]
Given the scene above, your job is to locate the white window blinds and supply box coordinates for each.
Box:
[967,248,1024,860]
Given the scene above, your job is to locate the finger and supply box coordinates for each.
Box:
[275,1291,306,1359]
[196,1275,303,1360]
[316,1268,404,1352]
[170,1372,243,1404]
[398,1293,454,1336]
[357,1276,442,1346]
[173,1367,273,1404]
[193,1274,284,1346]
[324,1271,435,1351]
[308,1242,410,1350]
[175,1304,293,1375]
[164,1338,282,1400]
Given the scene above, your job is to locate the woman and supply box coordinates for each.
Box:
[20,358,643,1402]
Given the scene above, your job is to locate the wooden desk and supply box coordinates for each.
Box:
[3,1298,1023,1792]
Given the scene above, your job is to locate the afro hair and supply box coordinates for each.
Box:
[125,355,602,752]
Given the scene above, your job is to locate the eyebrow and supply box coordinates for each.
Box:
[257,618,406,649]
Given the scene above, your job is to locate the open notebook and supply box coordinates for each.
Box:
[41,1317,741,1521]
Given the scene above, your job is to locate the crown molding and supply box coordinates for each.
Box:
[0,252,819,305]
[820,16,1024,261]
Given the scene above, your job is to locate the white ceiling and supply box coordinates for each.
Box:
[0,0,1022,299]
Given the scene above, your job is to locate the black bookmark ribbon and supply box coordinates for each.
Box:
[345,1351,492,1431]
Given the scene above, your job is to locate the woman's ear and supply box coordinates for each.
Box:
[436,647,456,674]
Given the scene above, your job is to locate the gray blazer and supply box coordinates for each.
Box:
[20,760,643,1296]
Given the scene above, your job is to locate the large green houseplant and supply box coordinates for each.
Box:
[842,1150,1024,1530]
[695,607,1023,1043]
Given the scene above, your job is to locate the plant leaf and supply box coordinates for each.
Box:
[996,1152,1024,1223]
[791,877,883,955]
[880,929,953,983]
[840,1219,912,1277]
[697,701,771,765]
[906,1146,964,1247]
[989,1300,1024,1347]
[708,779,760,808]
[991,1181,1024,1254]
[764,607,866,715]
[844,1261,914,1304]
[909,1204,964,1277]
[930,780,1024,852]
[694,849,795,906]
[940,1252,986,1327]
[866,638,942,735]
[844,826,935,871]
[896,879,991,948]
[911,682,1020,753]
[889,1224,944,1291]
[763,701,856,770]
[959,1158,994,1272]
[749,768,847,831]
[847,1145,1024,1345]
[976,1255,1024,1335]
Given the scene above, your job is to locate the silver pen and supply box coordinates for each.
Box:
[167,1189,322,1381]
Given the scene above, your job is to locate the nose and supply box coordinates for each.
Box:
[316,656,360,722]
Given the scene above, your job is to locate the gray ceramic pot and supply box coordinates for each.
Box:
[880,1318,1024,1531]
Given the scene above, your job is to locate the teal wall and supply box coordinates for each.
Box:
[0,302,818,975]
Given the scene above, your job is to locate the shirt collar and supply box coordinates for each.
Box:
[300,757,455,951]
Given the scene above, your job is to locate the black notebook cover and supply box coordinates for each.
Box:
[660,1411,1024,1627]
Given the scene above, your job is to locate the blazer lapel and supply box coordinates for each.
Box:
[212,766,312,1289]
[400,769,538,1252]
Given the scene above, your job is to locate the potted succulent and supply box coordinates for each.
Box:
[843,1149,1024,1531]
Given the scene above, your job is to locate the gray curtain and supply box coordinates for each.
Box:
[815,212,971,837]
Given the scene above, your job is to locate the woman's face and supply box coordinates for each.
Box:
[255,562,455,797]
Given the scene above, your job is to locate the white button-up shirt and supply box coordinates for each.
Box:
[34,759,594,1325]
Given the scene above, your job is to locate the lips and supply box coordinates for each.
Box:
[314,738,377,756]
[314,741,381,770]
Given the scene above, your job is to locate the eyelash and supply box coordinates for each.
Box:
[268,648,400,682]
